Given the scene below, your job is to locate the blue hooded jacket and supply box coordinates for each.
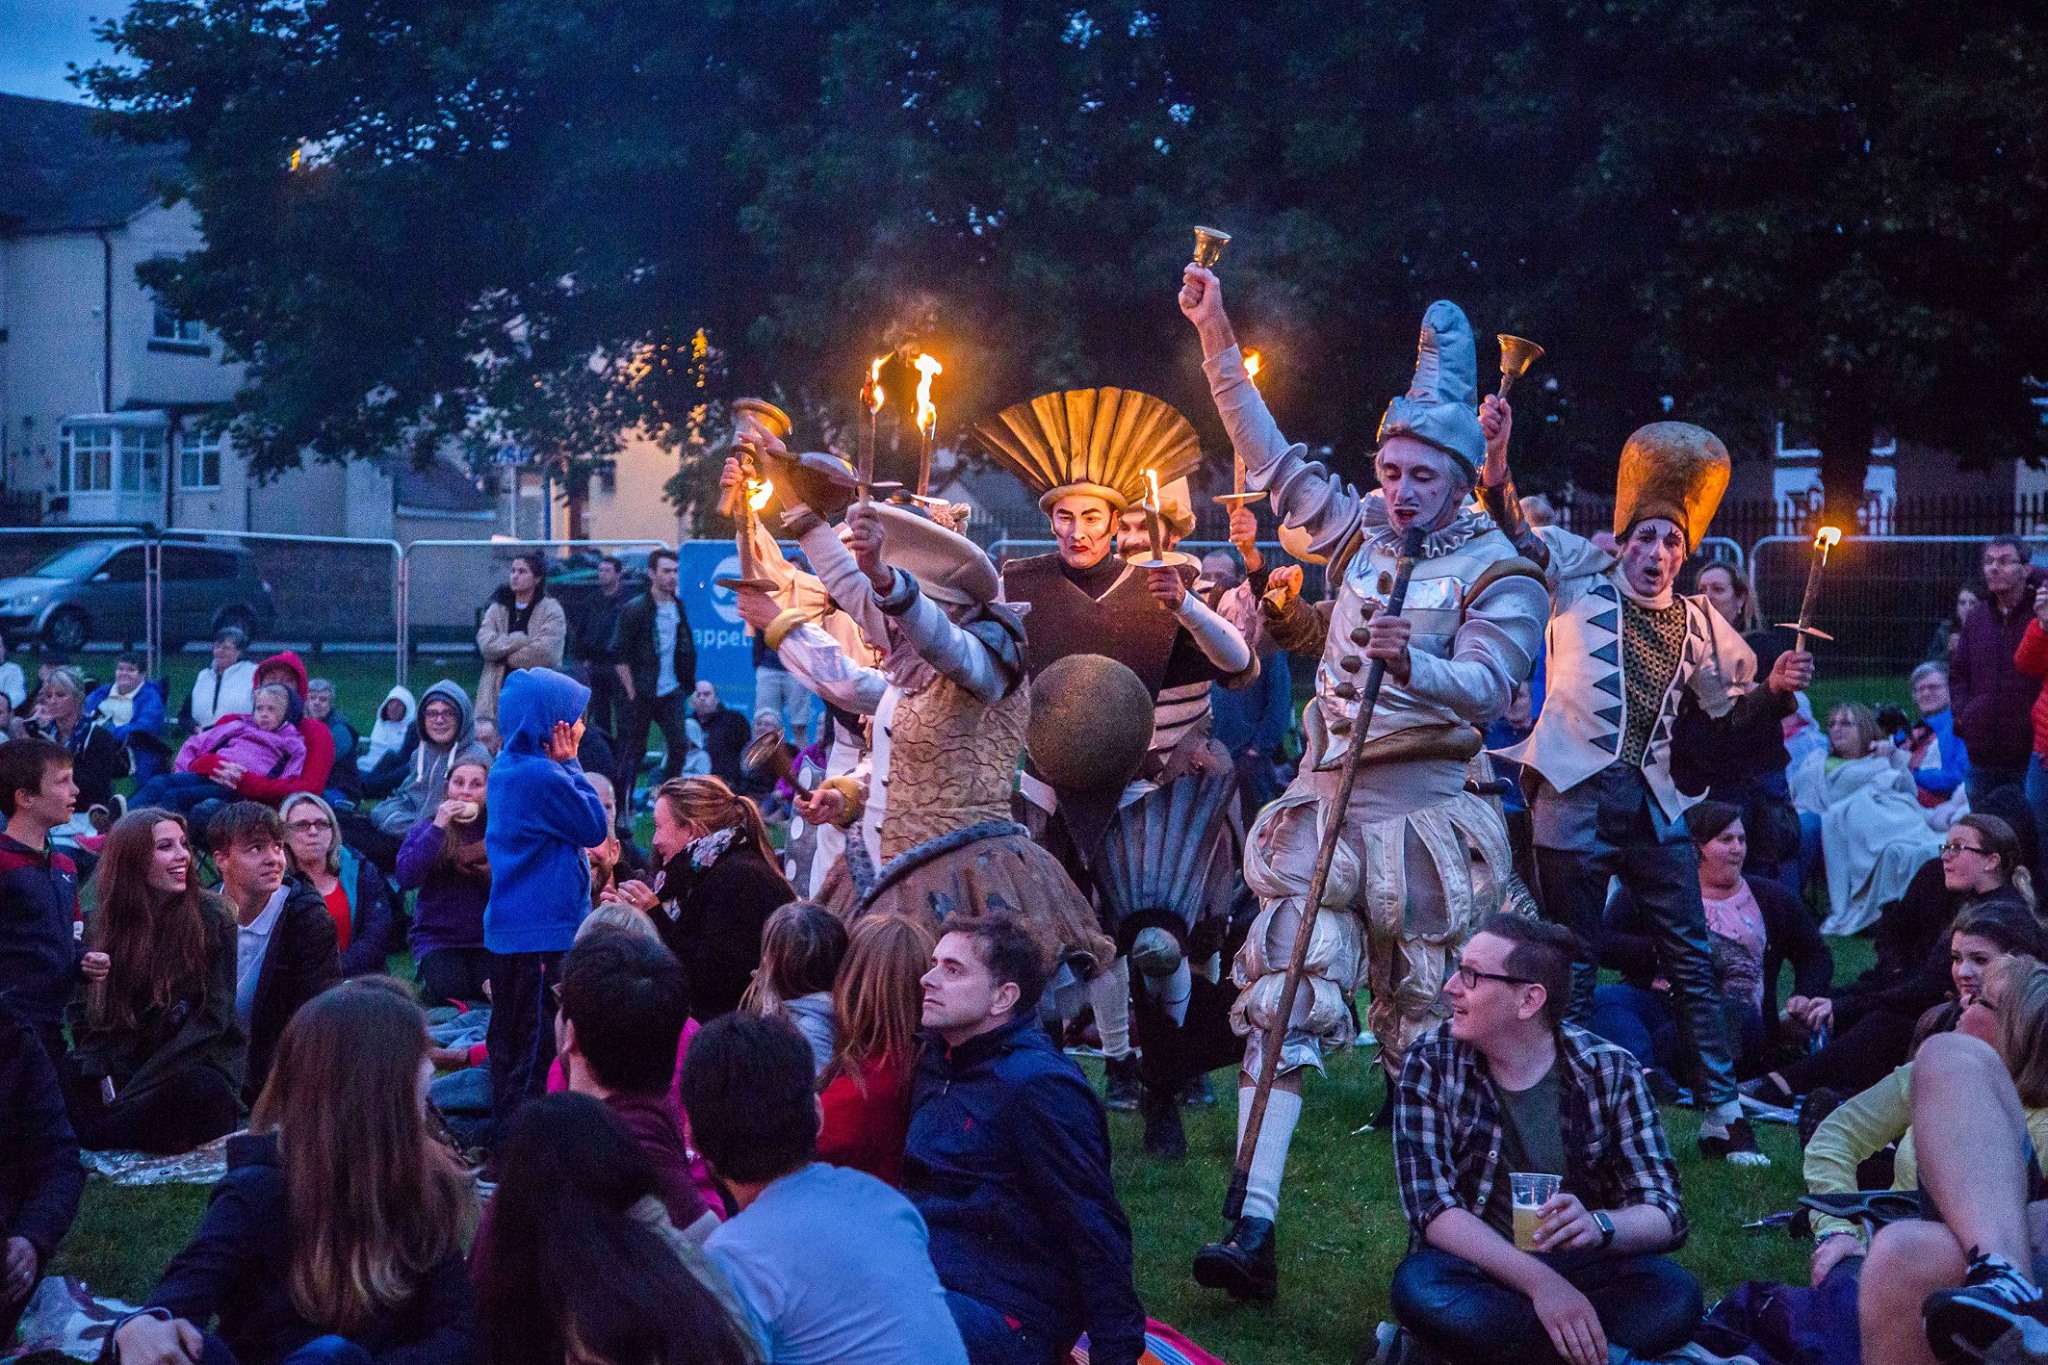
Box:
[483,669,608,954]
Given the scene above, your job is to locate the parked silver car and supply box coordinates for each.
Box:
[0,537,277,652]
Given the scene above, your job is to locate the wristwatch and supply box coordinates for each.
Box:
[1593,1211,1616,1249]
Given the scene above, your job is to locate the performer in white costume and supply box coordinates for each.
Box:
[1180,264,1546,1303]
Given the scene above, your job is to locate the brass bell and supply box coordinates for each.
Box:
[1338,655,1363,673]
[1496,335,1546,402]
[1349,625,1370,645]
[1329,717,1353,735]
[1191,225,1233,269]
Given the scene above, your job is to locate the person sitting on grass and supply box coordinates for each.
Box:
[473,1093,756,1365]
[553,927,712,1238]
[62,811,242,1154]
[394,757,492,1011]
[1387,913,1699,1365]
[351,681,487,870]
[682,1011,968,1365]
[28,668,127,816]
[1857,1029,2048,1364]
[86,654,166,781]
[818,914,935,1188]
[1806,954,2048,1291]
[181,629,257,735]
[109,978,475,1365]
[740,902,846,1077]
[1592,800,1832,1090]
[0,737,90,1067]
[207,802,340,1104]
[280,793,398,978]
[0,999,82,1346]
[137,684,306,815]
[304,680,360,806]
[908,912,1144,1365]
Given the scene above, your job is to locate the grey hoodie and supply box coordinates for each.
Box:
[369,679,491,834]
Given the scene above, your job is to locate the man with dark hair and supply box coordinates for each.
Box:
[553,928,709,1235]
[1952,535,2043,803]
[579,555,631,745]
[682,1011,967,1365]
[908,913,1145,1365]
[611,546,697,809]
[1385,913,1698,1365]
[207,802,339,1101]
[0,738,90,1065]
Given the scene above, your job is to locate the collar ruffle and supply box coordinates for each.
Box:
[1361,497,1493,559]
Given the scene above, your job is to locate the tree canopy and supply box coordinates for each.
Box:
[85,0,2048,521]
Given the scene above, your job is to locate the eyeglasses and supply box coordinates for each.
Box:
[284,819,331,834]
[1940,841,1988,858]
[1456,963,1537,990]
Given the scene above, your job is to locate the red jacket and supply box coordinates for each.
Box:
[818,1052,913,1188]
[2010,620,2048,758]
[217,650,334,804]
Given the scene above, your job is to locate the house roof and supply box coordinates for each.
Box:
[0,93,186,234]
[390,455,495,516]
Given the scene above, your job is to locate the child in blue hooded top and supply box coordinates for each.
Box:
[484,668,609,955]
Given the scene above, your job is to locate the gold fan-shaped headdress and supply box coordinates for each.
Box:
[971,388,1203,513]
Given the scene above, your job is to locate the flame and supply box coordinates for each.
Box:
[864,357,887,415]
[913,353,942,436]
[1146,468,1163,508]
[1815,525,1842,552]
[748,478,774,512]
[1243,350,1263,384]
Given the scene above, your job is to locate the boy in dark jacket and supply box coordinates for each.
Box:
[0,738,89,1067]
[483,668,608,1137]
[1,1002,82,1343]
[907,911,1145,1365]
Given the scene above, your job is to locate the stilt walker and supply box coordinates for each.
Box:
[1179,265,1546,1303]
[1489,419,1816,1165]
[970,389,1254,1150]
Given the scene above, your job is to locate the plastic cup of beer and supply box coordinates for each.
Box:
[1511,1172,1562,1252]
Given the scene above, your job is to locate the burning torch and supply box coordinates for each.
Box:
[1775,525,1843,652]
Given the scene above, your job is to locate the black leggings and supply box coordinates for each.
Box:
[416,947,493,1010]
[1775,1007,1919,1098]
[64,1063,242,1154]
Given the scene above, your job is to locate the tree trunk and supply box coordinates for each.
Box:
[1817,398,1872,534]
[562,487,588,542]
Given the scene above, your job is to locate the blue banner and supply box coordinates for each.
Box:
[673,539,767,710]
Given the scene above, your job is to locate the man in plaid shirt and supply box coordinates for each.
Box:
[1385,914,1704,1365]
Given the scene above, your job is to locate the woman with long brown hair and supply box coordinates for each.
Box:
[816,914,934,1186]
[394,757,493,1008]
[605,776,793,1021]
[111,978,475,1365]
[63,809,242,1153]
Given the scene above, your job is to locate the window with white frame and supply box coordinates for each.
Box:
[179,428,225,490]
[151,298,205,345]
[60,423,165,495]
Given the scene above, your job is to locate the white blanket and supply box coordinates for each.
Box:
[1820,752,1941,936]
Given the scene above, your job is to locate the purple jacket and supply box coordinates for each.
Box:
[394,821,488,959]
[1949,578,2044,774]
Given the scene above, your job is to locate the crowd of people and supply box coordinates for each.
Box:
[4,263,2048,1365]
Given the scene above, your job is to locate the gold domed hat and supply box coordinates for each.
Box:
[1612,422,1731,553]
[971,388,1202,513]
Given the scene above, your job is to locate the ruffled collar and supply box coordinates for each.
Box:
[1360,496,1493,559]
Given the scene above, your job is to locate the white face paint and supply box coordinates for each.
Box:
[1375,436,1468,535]
[1618,518,1686,598]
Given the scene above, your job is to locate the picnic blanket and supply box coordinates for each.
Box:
[1072,1320,1226,1364]
[4,1276,137,1363]
[79,1135,231,1187]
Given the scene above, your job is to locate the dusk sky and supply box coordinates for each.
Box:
[0,0,124,103]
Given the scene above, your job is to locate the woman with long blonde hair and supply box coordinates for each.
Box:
[604,775,794,1020]
[111,978,476,1365]
[816,914,935,1186]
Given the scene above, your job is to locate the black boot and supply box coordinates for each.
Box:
[1103,1054,1142,1111]
[1192,1216,1278,1303]
[1140,1084,1186,1159]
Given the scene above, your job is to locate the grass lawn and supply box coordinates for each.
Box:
[52,938,1878,1365]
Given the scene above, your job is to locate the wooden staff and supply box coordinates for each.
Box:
[1223,523,1426,1221]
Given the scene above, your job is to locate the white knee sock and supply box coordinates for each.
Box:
[1088,957,1134,1059]
[1144,958,1193,1026]
[1701,1098,1743,1133]
[1237,1086,1302,1223]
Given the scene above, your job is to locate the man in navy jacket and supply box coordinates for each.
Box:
[906,911,1145,1365]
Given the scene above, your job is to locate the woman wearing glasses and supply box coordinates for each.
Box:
[280,792,399,978]
[1748,814,2043,1109]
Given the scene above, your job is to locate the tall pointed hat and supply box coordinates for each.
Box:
[971,388,1202,513]
[1377,300,1487,477]
[1612,422,1730,553]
